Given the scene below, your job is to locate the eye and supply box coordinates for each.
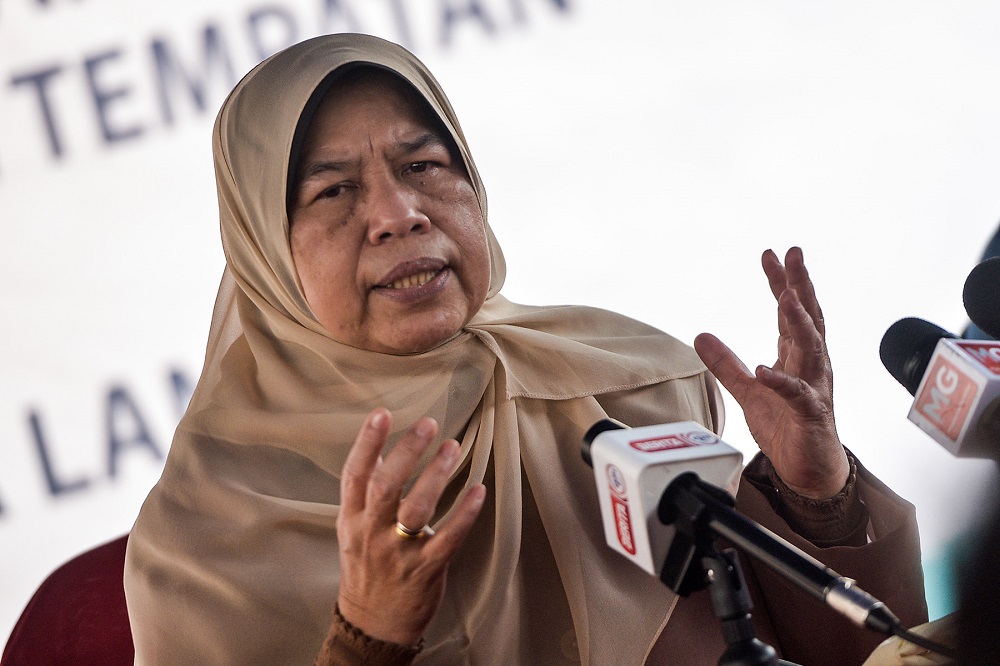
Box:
[319,184,346,198]
[316,181,357,200]
[406,161,430,174]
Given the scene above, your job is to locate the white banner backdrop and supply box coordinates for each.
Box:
[3,0,999,642]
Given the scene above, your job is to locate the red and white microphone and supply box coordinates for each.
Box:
[581,420,743,577]
[882,317,1000,459]
[909,338,1000,457]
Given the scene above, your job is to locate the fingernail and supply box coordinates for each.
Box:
[440,439,458,461]
[415,419,435,437]
[369,410,385,429]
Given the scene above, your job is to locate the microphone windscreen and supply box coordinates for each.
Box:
[879,317,958,396]
[963,256,1000,340]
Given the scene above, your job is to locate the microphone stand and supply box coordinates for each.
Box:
[657,473,788,666]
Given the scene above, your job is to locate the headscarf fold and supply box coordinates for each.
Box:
[125,33,716,665]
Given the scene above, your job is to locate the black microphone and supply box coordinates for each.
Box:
[964,256,1000,340]
[879,317,957,396]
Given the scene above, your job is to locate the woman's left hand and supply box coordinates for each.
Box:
[694,247,850,499]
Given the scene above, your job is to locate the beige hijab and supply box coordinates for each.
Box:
[124,33,719,665]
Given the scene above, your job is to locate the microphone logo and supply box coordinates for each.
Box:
[606,464,636,555]
[955,340,1000,374]
[914,355,977,441]
[684,431,722,447]
[628,431,720,453]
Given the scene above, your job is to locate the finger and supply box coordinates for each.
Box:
[762,249,791,341]
[784,246,826,337]
[421,484,486,562]
[778,289,827,376]
[755,366,825,419]
[366,418,438,524]
[340,408,392,515]
[694,332,755,404]
[761,248,788,302]
[775,334,792,371]
[397,439,460,530]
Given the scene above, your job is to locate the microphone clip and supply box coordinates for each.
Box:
[657,473,783,665]
[657,472,735,595]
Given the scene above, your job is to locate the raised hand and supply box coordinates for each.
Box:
[336,408,486,645]
[694,247,850,499]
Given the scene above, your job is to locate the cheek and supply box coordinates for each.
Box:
[290,224,325,290]
[290,221,358,319]
[441,186,491,303]
[455,213,492,304]
[467,230,491,298]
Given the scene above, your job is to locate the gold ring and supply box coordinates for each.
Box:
[395,521,434,540]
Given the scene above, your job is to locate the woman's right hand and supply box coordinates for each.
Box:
[336,407,486,646]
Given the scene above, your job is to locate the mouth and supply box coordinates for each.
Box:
[373,259,450,301]
[384,269,441,290]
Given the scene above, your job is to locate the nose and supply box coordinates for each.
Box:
[363,175,431,245]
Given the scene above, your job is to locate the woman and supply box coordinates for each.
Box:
[124,33,927,665]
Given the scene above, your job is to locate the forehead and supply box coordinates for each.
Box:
[307,69,443,144]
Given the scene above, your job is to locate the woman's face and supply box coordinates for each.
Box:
[288,72,490,354]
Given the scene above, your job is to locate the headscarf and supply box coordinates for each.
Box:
[124,33,718,665]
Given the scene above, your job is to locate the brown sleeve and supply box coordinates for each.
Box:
[313,606,422,666]
[743,451,868,547]
[734,452,929,666]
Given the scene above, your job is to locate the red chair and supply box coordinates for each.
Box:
[2,535,133,666]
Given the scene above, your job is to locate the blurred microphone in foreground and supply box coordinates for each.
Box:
[875,253,1000,665]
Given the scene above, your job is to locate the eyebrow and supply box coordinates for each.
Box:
[298,131,449,184]
[399,131,447,155]
[299,159,350,182]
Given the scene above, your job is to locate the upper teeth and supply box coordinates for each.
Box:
[389,270,437,289]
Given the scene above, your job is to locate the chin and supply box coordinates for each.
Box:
[379,321,465,355]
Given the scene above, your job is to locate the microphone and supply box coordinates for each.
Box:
[581,419,743,577]
[880,317,1000,459]
[581,420,901,636]
[879,318,958,395]
[964,256,1000,340]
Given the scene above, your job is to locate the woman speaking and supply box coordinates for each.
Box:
[123,33,927,665]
